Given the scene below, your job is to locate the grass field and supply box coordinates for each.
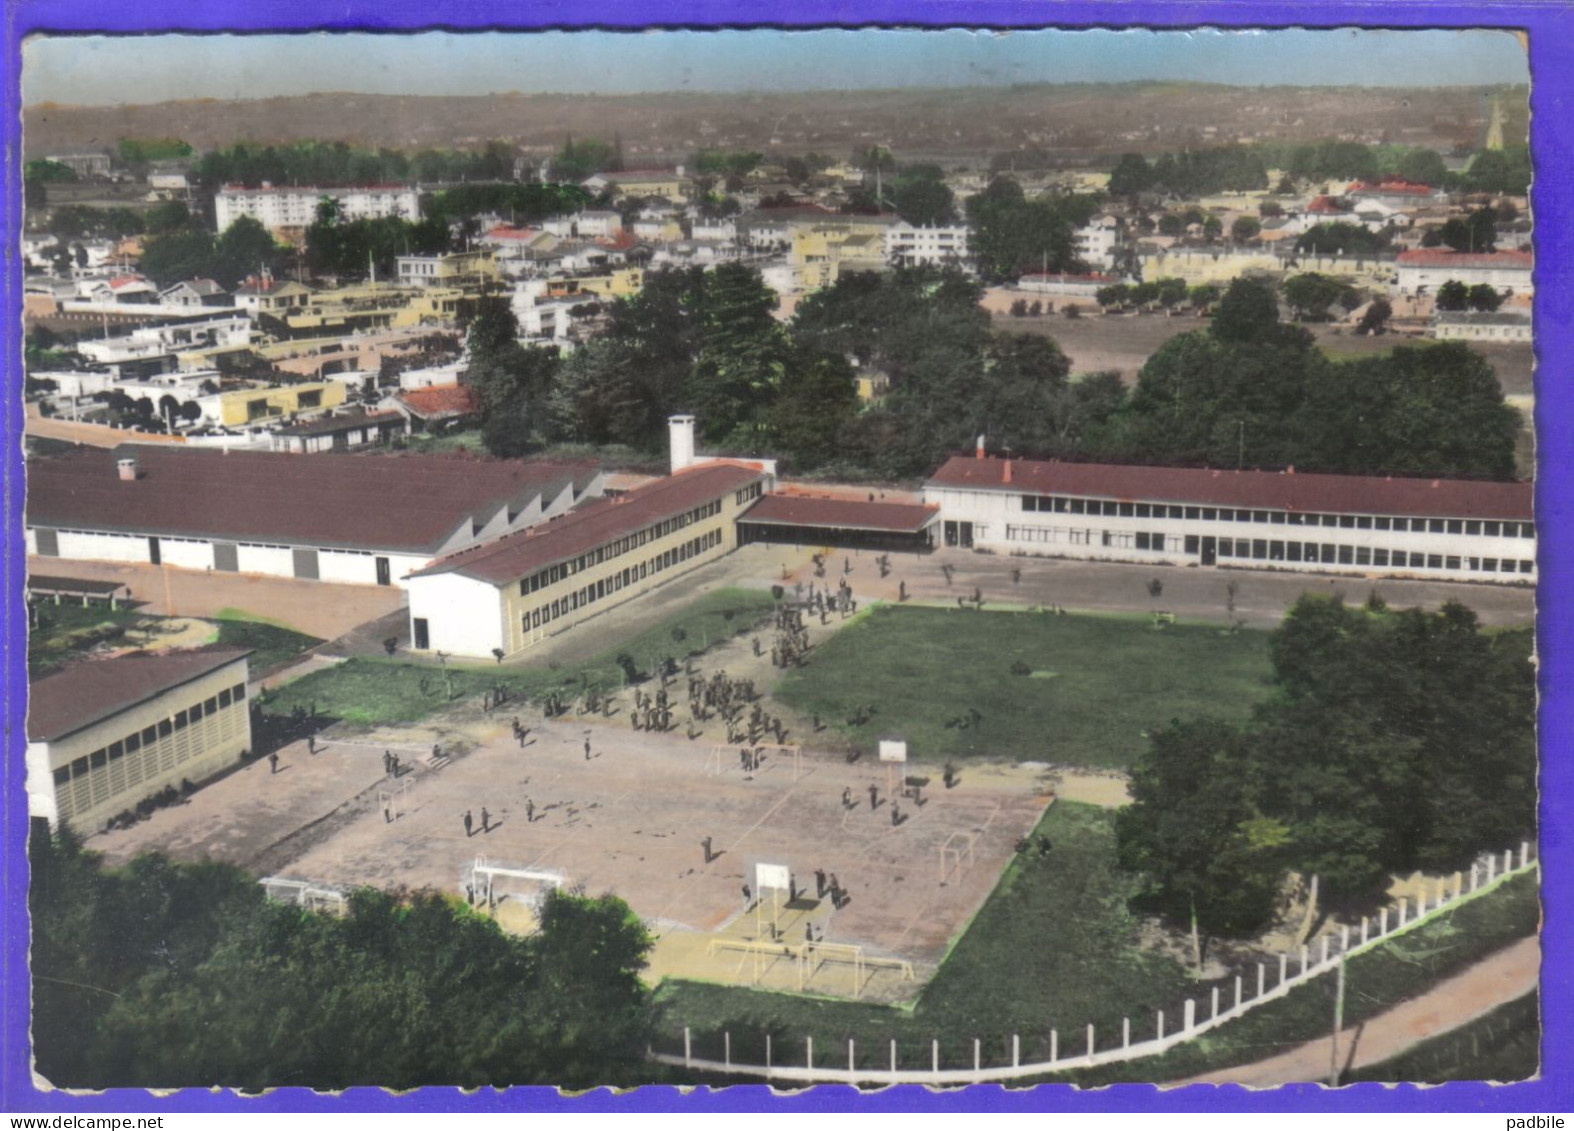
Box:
[774,606,1275,769]
[27,604,320,680]
[208,616,324,678]
[261,588,778,726]
[653,802,1196,1070]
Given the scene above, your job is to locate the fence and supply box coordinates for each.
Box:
[649,841,1537,1085]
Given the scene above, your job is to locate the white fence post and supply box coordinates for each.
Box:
[725,1031,731,1068]
[1486,855,1496,882]
[890,1039,897,1075]
[1455,871,1464,899]
[1122,1017,1130,1049]
[1050,1028,1058,1064]
[806,1036,814,1068]
[973,1038,981,1073]
[1257,963,1265,998]
[1156,1010,1165,1042]
[1279,954,1287,986]
[1184,999,1195,1033]
[1211,986,1220,1020]
[766,1034,772,1069]
[1299,944,1309,977]
[1012,1033,1020,1069]
[1234,974,1242,1010]
[1321,936,1329,966]
[684,1027,692,1068]
[1521,841,1530,869]
[1504,849,1513,875]
[1399,897,1408,927]
[932,1039,939,1076]
[1341,924,1350,953]
[849,1039,855,1073]
[1086,1024,1095,1059]
[1380,907,1389,934]
[1418,889,1427,916]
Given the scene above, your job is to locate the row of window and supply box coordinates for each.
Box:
[1004,525,1535,574]
[518,499,726,596]
[52,682,247,787]
[522,530,724,634]
[1207,537,1534,574]
[1018,494,1534,539]
[735,483,763,506]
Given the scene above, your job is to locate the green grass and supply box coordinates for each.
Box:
[27,602,143,677]
[210,618,323,678]
[400,429,487,453]
[652,802,1196,1070]
[1041,869,1541,1085]
[261,588,778,726]
[1346,990,1538,1084]
[774,605,1275,769]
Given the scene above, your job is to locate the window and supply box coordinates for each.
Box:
[1429,519,1445,534]
[205,697,218,715]
[1466,521,1481,536]
[1519,523,1536,539]
[1252,539,1268,560]
[1184,535,1200,554]
[141,726,156,745]
[1253,511,1269,524]
[126,732,141,753]
[174,710,188,730]
[1338,546,1354,565]
[1169,505,1185,519]
[90,749,107,769]
[1322,514,1338,527]
[1270,540,1285,561]
[1375,517,1391,531]
[1321,544,1337,564]
[1070,499,1086,515]
[108,741,124,761]
[219,689,232,708]
[1427,554,1443,570]
[71,757,89,778]
[1357,516,1372,530]
[1287,543,1303,562]
[53,767,70,787]
[232,683,246,701]
[1484,521,1501,537]
[1022,494,1038,511]
[1135,532,1151,551]
[1135,504,1151,519]
[1445,556,1461,571]
[1339,515,1356,529]
[1356,547,1371,566]
[158,720,173,738]
[1202,508,1217,521]
[1374,549,1389,567]
[1270,512,1286,525]
[1484,558,1499,572]
[1447,519,1463,535]
[1520,560,1535,574]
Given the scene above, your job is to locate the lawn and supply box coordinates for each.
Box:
[27,604,319,680]
[652,802,1197,1070]
[774,605,1275,769]
[208,616,324,678]
[260,588,778,726]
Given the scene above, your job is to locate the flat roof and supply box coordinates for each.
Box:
[274,409,406,437]
[29,647,252,743]
[925,456,1533,522]
[740,494,939,534]
[28,574,129,596]
[26,445,601,555]
[412,463,763,586]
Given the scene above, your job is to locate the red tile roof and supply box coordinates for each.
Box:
[740,494,938,534]
[413,463,763,585]
[1348,179,1436,195]
[485,224,542,242]
[26,445,601,554]
[925,457,1532,522]
[395,383,480,420]
[29,647,252,743]
[1306,195,1349,214]
[1396,249,1533,270]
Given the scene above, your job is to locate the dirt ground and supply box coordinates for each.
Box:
[25,556,406,640]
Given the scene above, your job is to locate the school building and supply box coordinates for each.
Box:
[924,455,1535,584]
[404,462,768,658]
[25,445,604,589]
[27,648,253,833]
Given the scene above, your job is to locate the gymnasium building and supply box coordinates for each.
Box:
[924,455,1535,584]
[25,445,603,589]
[27,647,253,833]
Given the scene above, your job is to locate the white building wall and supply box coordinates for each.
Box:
[158,537,216,570]
[235,543,296,576]
[926,485,1536,584]
[50,529,153,563]
[407,573,507,657]
[25,742,59,828]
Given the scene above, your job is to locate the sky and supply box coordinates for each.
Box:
[22,27,1529,106]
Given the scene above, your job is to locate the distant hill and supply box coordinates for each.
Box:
[23,82,1527,165]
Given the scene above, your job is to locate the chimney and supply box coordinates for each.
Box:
[668,414,697,475]
[975,434,986,459]
[117,457,138,482]
[1003,459,1013,484]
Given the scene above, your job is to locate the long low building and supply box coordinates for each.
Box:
[405,462,767,658]
[25,445,603,588]
[924,456,1535,584]
[736,493,940,551]
[27,647,253,833]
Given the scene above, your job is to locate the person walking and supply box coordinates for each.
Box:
[842,786,853,809]
[584,737,592,761]
[525,798,535,823]
[480,807,491,834]
[815,868,827,898]
[891,802,902,827]
[464,810,474,838]
[742,883,752,907]
[868,783,879,809]
[701,835,713,864]
[268,752,279,775]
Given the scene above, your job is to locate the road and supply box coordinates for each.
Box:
[1184,935,1540,1087]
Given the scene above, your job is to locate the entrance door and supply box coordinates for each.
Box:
[148,537,161,565]
[292,548,320,580]
[375,557,391,586]
[1200,537,1217,566]
[213,543,239,572]
[944,521,959,547]
[412,617,429,651]
[957,521,974,549]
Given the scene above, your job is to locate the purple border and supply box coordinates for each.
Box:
[3,2,1568,1114]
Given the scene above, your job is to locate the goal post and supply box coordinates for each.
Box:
[938,830,977,885]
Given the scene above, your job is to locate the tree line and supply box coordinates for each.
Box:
[31,831,655,1089]
[1117,595,1535,964]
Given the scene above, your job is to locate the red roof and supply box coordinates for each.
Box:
[26,445,601,555]
[1396,249,1533,270]
[1348,179,1435,195]
[413,463,763,585]
[485,224,541,242]
[740,494,939,534]
[925,457,1532,522]
[108,275,151,290]
[29,647,252,743]
[1306,195,1349,214]
[396,383,480,420]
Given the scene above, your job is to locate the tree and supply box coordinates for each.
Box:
[1356,298,1392,335]
[1295,221,1388,257]
[1211,278,1283,344]
[1396,147,1448,187]
[1468,284,1505,313]
[144,199,190,234]
[1435,279,1471,311]
[1437,206,1497,254]
[212,216,279,289]
[1107,152,1155,197]
[893,175,956,227]
[138,230,219,289]
[1116,718,1285,966]
[1230,216,1261,242]
[1281,273,1358,322]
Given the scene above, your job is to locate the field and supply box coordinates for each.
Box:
[653,801,1196,1069]
[774,605,1275,769]
[261,587,779,726]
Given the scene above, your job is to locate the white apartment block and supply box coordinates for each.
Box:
[215,184,422,233]
[885,223,972,268]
